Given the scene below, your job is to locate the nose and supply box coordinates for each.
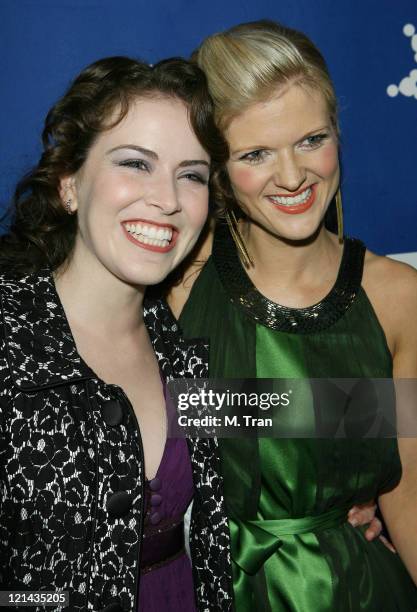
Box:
[273,151,306,192]
[146,174,181,215]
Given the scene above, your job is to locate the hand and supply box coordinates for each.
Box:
[347,502,396,553]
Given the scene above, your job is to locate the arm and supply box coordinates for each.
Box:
[380,439,417,583]
[0,349,13,585]
[371,260,417,583]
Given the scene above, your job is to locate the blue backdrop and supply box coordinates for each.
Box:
[1,0,416,257]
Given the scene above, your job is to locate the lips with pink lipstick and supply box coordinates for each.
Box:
[122,219,178,253]
[268,184,317,215]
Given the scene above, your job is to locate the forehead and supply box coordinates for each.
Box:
[225,84,330,148]
[90,95,207,158]
[114,96,189,133]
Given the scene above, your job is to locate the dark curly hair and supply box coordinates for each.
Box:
[0,56,228,274]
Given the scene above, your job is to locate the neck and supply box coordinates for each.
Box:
[54,246,146,338]
[243,222,339,289]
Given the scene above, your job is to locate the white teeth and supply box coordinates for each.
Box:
[270,187,312,206]
[125,223,172,248]
[124,222,173,243]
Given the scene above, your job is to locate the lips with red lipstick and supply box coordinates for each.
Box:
[122,219,178,253]
[268,184,317,215]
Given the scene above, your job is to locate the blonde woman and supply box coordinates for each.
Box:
[168,20,417,611]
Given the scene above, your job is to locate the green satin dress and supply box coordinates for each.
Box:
[179,223,417,611]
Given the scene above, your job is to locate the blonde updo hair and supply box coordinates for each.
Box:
[194,19,338,132]
[193,20,339,218]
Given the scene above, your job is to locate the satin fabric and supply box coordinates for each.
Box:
[179,256,417,611]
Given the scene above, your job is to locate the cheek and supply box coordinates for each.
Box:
[78,174,138,221]
[228,167,263,196]
[101,174,139,205]
[316,143,339,178]
[183,191,209,229]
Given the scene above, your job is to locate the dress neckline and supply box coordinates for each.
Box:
[212,222,366,334]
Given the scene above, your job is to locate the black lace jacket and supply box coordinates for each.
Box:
[0,270,233,611]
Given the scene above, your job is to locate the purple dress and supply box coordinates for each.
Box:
[138,381,196,611]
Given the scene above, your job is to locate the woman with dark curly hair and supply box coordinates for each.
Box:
[0,56,229,611]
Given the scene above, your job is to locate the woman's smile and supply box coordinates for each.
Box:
[122,219,178,252]
[267,184,316,215]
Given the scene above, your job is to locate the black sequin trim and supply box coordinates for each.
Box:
[212,222,366,334]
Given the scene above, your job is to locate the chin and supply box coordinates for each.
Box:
[136,271,171,287]
[271,213,326,242]
[264,222,319,244]
[112,262,171,288]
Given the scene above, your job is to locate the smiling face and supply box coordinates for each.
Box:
[62,96,210,286]
[225,83,339,246]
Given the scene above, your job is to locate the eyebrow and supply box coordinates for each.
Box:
[107,144,210,168]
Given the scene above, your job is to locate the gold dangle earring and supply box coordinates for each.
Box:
[335,189,344,244]
[225,208,254,268]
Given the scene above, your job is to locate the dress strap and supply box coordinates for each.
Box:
[212,222,366,334]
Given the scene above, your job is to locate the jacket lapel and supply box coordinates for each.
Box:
[0,270,94,390]
[0,272,207,391]
[143,297,209,380]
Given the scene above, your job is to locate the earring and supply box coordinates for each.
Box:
[335,189,344,244]
[225,208,254,268]
[64,198,74,215]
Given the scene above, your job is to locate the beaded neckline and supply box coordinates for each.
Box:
[212,222,366,334]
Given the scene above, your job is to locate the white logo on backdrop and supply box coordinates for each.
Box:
[387,24,417,99]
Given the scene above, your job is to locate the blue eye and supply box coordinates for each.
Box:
[301,134,328,149]
[240,149,268,164]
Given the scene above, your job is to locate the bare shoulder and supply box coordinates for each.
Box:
[166,220,215,320]
[363,250,417,306]
[362,250,417,362]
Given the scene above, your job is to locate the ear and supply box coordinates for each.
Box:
[59,175,78,214]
